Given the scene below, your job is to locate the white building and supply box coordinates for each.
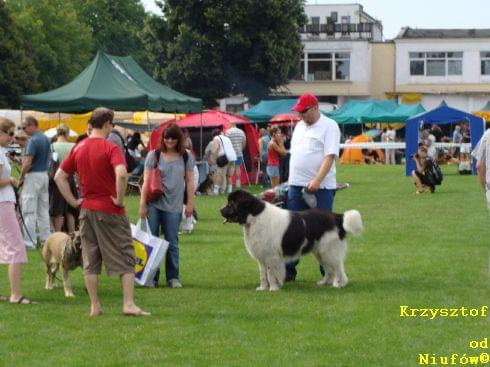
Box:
[394,27,490,112]
[285,3,393,104]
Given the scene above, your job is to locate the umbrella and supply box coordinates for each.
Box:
[270,113,300,127]
[149,110,251,155]
[170,109,250,128]
[270,113,300,123]
[43,127,78,138]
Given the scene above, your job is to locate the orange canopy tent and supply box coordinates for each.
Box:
[340,134,384,164]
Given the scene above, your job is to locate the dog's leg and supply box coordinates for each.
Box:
[47,263,58,289]
[313,251,332,286]
[256,262,269,291]
[329,240,348,288]
[45,262,52,290]
[61,267,75,298]
[43,246,54,290]
[331,261,348,288]
[266,257,285,291]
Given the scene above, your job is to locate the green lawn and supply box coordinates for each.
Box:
[1,165,488,366]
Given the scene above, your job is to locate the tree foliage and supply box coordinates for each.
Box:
[0,1,39,108]
[146,0,306,107]
[71,0,149,68]
[6,0,93,92]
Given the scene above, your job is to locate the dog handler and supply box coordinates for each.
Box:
[55,107,150,317]
[0,118,35,304]
[285,93,341,282]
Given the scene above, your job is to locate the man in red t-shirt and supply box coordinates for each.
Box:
[55,107,150,317]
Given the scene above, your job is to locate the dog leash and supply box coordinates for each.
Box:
[10,163,38,249]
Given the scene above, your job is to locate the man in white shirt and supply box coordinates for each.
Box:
[286,93,341,282]
[226,123,247,189]
[474,128,490,212]
[212,129,237,194]
[385,125,396,165]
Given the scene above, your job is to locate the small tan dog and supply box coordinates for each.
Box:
[42,231,82,297]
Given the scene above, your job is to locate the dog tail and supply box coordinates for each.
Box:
[343,210,363,236]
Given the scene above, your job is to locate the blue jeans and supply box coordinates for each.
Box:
[285,185,336,280]
[261,157,270,187]
[147,205,182,284]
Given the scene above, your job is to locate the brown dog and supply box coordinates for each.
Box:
[42,231,82,297]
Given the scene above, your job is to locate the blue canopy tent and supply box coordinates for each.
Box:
[405,101,485,176]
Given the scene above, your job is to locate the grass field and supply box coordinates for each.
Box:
[1,165,488,366]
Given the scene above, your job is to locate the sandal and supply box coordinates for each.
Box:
[10,296,36,304]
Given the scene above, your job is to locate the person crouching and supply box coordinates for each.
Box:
[411,145,435,194]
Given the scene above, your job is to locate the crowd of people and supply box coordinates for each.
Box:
[0,93,488,315]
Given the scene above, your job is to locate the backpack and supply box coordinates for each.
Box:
[182,151,189,204]
[426,159,443,185]
[111,130,138,173]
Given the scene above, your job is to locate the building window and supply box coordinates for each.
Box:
[409,52,424,75]
[307,53,332,81]
[447,52,463,75]
[409,52,463,76]
[335,52,350,80]
[481,51,490,75]
[301,52,350,81]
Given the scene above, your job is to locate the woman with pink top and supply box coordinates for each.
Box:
[267,126,287,188]
[0,118,34,304]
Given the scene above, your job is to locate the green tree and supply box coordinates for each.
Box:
[0,1,39,108]
[6,0,93,92]
[71,0,149,67]
[146,0,306,107]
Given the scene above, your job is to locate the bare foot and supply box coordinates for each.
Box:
[89,304,102,317]
[123,305,151,317]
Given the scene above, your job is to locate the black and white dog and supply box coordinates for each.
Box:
[220,189,363,291]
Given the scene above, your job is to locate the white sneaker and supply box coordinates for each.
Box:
[168,279,182,288]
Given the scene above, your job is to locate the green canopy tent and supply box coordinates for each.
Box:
[21,51,202,113]
[325,99,425,137]
[361,103,425,123]
[326,100,399,124]
[239,99,298,122]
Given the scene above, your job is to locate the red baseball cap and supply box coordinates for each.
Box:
[292,93,318,113]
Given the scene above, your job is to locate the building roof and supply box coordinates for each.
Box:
[396,27,490,39]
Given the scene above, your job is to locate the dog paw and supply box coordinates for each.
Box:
[331,279,348,288]
[256,285,268,291]
[64,293,75,298]
[316,277,332,286]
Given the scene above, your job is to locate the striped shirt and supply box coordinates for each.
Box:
[226,127,246,157]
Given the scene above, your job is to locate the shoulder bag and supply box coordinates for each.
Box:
[216,136,229,168]
[145,149,164,202]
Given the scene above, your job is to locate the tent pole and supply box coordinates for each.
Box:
[146,110,150,131]
[200,111,203,160]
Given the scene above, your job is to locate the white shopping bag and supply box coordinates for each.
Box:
[131,219,169,286]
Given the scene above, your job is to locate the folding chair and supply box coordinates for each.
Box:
[127,174,143,195]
